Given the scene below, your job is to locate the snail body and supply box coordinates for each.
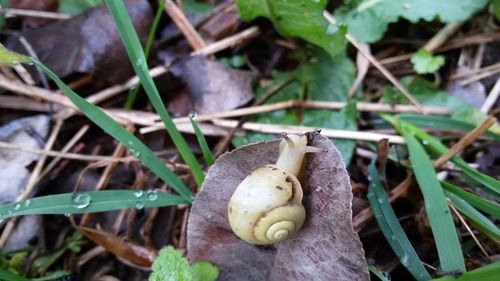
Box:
[227,135,320,245]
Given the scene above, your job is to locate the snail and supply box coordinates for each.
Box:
[227,134,321,245]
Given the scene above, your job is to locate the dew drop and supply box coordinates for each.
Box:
[135,201,144,209]
[133,150,141,157]
[71,192,91,209]
[24,199,31,207]
[312,0,320,3]
[188,111,198,119]
[401,254,409,266]
[134,190,144,198]
[14,203,21,210]
[377,198,383,204]
[147,189,158,201]
[128,141,133,146]
[383,271,391,280]
[422,140,429,145]
[326,23,339,35]
[64,213,71,217]
[136,58,144,65]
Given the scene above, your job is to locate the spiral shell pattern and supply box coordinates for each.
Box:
[228,165,306,245]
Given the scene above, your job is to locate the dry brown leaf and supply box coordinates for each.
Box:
[7,0,152,86]
[187,132,369,281]
[78,226,157,268]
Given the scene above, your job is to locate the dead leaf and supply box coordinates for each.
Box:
[78,226,157,268]
[7,0,152,86]
[187,132,369,281]
[175,56,254,114]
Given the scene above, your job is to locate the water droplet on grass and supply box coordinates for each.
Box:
[24,199,31,207]
[71,192,91,209]
[134,190,144,198]
[135,201,144,209]
[147,190,158,201]
[14,203,21,210]
[326,24,338,35]
[188,111,197,119]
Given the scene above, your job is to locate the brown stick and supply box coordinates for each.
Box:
[433,116,497,168]
[164,0,206,51]
[323,11,426,114]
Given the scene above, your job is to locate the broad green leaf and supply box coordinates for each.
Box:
[335,0,488,43]
[59,0,104,15]
[432,261,500,281]
[411,49,445,74]
[149,246,192,281]
[232,50,358,164]
[367,158,431,281]
[235,0,346,58]
[0,190,186,220]
[400,123,465,272]
[191,261,219,281]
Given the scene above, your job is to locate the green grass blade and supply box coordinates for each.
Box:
[399,114,500,141]
[104,0,205,186]
[441,182,500,218]
[0,190,186,220]
[400,123,465,272]
[445,191,500,240]
[31,59,192,203]
[368,265,390,281]
[190,116,215,166]
[124,0,166,110]
[387,115,500,195]
[432,261,500,281]
[0,269,30,281]
[367,159,432,281]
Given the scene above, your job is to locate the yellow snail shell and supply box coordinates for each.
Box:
[227,135,320,245]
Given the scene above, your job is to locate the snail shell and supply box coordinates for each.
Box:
[227,135,319,245]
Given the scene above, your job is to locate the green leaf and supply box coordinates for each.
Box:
[235,0,346,58]
[445,191,500,240]
[400,122,465,272]
[58,0,104,15]
[0,48,31,66]
[232,50,358,164]
[335,0,489,43]
[491,0,500,20]
[184,0,214,15]
[0,190,186,220]
[411,49,445,74]
[191,261,219,281]
[32,232,84,275]
[432,261,500,281]
[149,246,192,281]
[0,269,30,281]
[367,159,431,281]
[105,0,205,187]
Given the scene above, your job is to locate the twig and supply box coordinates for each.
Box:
[348,43,370,98]
[481,78,500,114]
[323,11,426,114]
[447,199,490,260]
[191,26,260,56]
[459,67,500,86]
[450,62,500,80]
[140,100,451,134]
[164,0,206,51]
[433,116,497,168]
[423,22,464,52]
[0,140,119,161]
[0,119,63,247]
[211,119,406,144]
[38,125,90,180]
[0,96,59,112]
[0,8,70,20]
[18,36,49,88]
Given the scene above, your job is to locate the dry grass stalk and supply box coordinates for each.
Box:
[165,0,206,50]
